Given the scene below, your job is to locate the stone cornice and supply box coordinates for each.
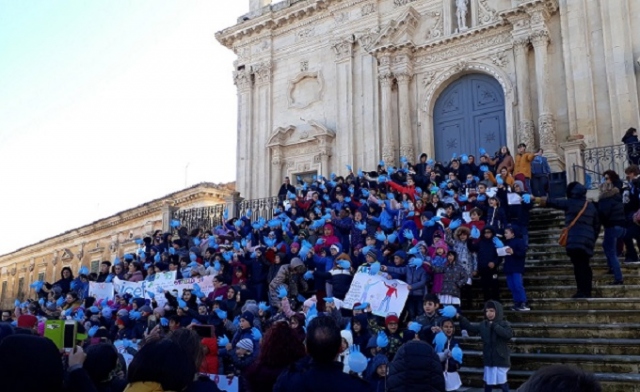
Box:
[0,183,233,261]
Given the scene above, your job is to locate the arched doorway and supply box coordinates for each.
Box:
[433,73,506,162]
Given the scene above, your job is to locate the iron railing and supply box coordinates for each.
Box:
[581,143,639,188]
[172,205,226,233]
[238,196,281,221]
[572,164,603,190]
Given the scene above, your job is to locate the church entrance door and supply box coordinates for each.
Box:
[433,74,506,162]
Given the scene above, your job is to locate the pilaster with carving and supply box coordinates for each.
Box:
[512,36,535,149]
[379,66,396,165]
[393,50,415,162]
[233,67,254,198]
[331,36,355,62]
[252,61,273,86]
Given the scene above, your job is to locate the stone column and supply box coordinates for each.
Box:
[233,68,254,198]
[224,192,244,219]
[332,36,355,172]
[560,139,586,184]
[271,146,283,198]
[253,61,273,198]
[396,72,414,161]
[531,29,561,171]
[379,64,396,165]
[513,36,535,149]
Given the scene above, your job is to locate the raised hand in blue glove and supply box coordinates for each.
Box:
[214,309,227,320]
[375,232,386,242]
[433,331,447,353]
[387,233,398,243]
[523,194,531,204]
[178,299,187,309]
[408,322,422,333]
[452,344,464,364]
[376,331,389,348]
[218,335,229,347]
[251,327,262,341]
[303,271,314,280]
[403,229,414,240]
[449,219,462,230]
[368,262,381,275]
[471,226,481,239]
[439,305,458,319]
[477,194,487,202]
[277,285,288,299]
[458,195,468,202]
[493,237,504,248]
[337,260,350,269]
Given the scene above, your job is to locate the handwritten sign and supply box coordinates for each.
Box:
[343,271,410,317]
[88,282,114,302]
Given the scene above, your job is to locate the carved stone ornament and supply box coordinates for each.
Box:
[252,61,273,85]
[295,27,315,42]
[478,0,499,25]
[393,0,417,7]
[287,71,324,109]
[425,11,443,41]
[422,71,437,88]
[10,264,16,277]
[331,36,355,62]
[369,6,421,50]
[538,113,557,148]
[415,31,513,65]
[361,3,376,17]
[530,29,550,47]
[518,120,536,150]
[267,120,336,164]
[489,51,509,68]
[355,27,381,50]
[333,11,349,24]
[383,143,396,165]
[233,69,253,92]
[378,72,394,87]
[52,250,59,266]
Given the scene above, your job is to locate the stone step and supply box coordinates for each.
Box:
[467,298,640,311]
[468,284,640,299]
[507,323,640,339]
[459,336,640,355]
[459,367,640,392]
[516,275,640,287]
[463,309,640,324]
[525,263,640,276]
[462,350,640,373]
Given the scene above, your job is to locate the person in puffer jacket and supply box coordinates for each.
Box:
[386,340,445,392]
[199,336,219,375]
[268,257,307,307]
[538,182,600,298]
[365,353,389,392]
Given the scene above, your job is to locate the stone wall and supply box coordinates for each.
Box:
[0,183,234,309]
[218,0,640,199]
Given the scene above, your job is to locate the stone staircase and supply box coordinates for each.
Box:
[458,208,640,392]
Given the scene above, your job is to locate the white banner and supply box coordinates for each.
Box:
[342,271,410,317]
[88,282,114,302]
[111,274,215,307]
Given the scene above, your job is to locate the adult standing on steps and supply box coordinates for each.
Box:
[596,171,626,285]
[537,182,600,298]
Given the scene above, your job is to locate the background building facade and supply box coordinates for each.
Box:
[217,0,640,199]
[0,183,236,309]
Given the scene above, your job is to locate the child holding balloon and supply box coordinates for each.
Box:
[456,301,513,392]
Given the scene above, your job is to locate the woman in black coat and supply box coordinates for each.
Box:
[540,182,600,298]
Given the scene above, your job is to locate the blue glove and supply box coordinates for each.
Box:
[169,247,176,255]
[379,159,385,167]
[427,159,435,166]
[368,262,381,275]
[251,327,262,341]
[316,238,324,245]
[39,298,45,306]
[30,281,44,292]
[88,325,99,337]
[376,331,389,348]
[439,305,458,319]
[449,219,462,230]
[214,261,221,271]
[303,271,314,280]
[375,232,386,242]
[124,253,134,261]
[480,165,488,172]
[337,260,350,269]
[408,258,422,268]
[493,237,504,248]
[79,266,89,276]
[56,297,64,307]
[178,299,187,308]
[425,219,435,227]
[346,164,352,172]
[451,153,457,160]
[258,302,270,312]
[433,331,447,353]
[386,193,395,200]
[324,297,334,303]
[129,311,141,320]
[355,222,366,231]
[387,233,398,243]
[348,345,368,373]
[170,219,181,228]
[452,344,464,364]
[353,302,369,311]
[160,317,169,326]
[459,195,468,202]
[403,229,414,240]
[478,194,487,202]
[277,285,288,299]
[408,246,420,255]
[461,154,469,164]
[135,238,143,245]
[387,167,395,176]
[471,226,481,239]
[139,251,146,259]
[446,190,454,196]
[497,175,504,185]
[218,335,229,347]
[408,322,422,333]
[523,194,531,204]
[358,169,364,178]
[223,209,229,219]
[215,309,227,320]
[479,147,486,155]
[113,256,121,265]
[440,182,447,189]
[194,237,201,246]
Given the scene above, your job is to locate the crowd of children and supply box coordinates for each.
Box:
[3,147,552,392]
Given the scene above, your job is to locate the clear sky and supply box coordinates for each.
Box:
[0,0,248,255]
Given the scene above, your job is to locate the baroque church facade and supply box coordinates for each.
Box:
[216,0,640,200]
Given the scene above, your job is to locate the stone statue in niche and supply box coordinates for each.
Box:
[456,0,469,32]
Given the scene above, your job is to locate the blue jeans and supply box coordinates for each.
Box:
[506,273,527,305]
[604,226,625,282]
